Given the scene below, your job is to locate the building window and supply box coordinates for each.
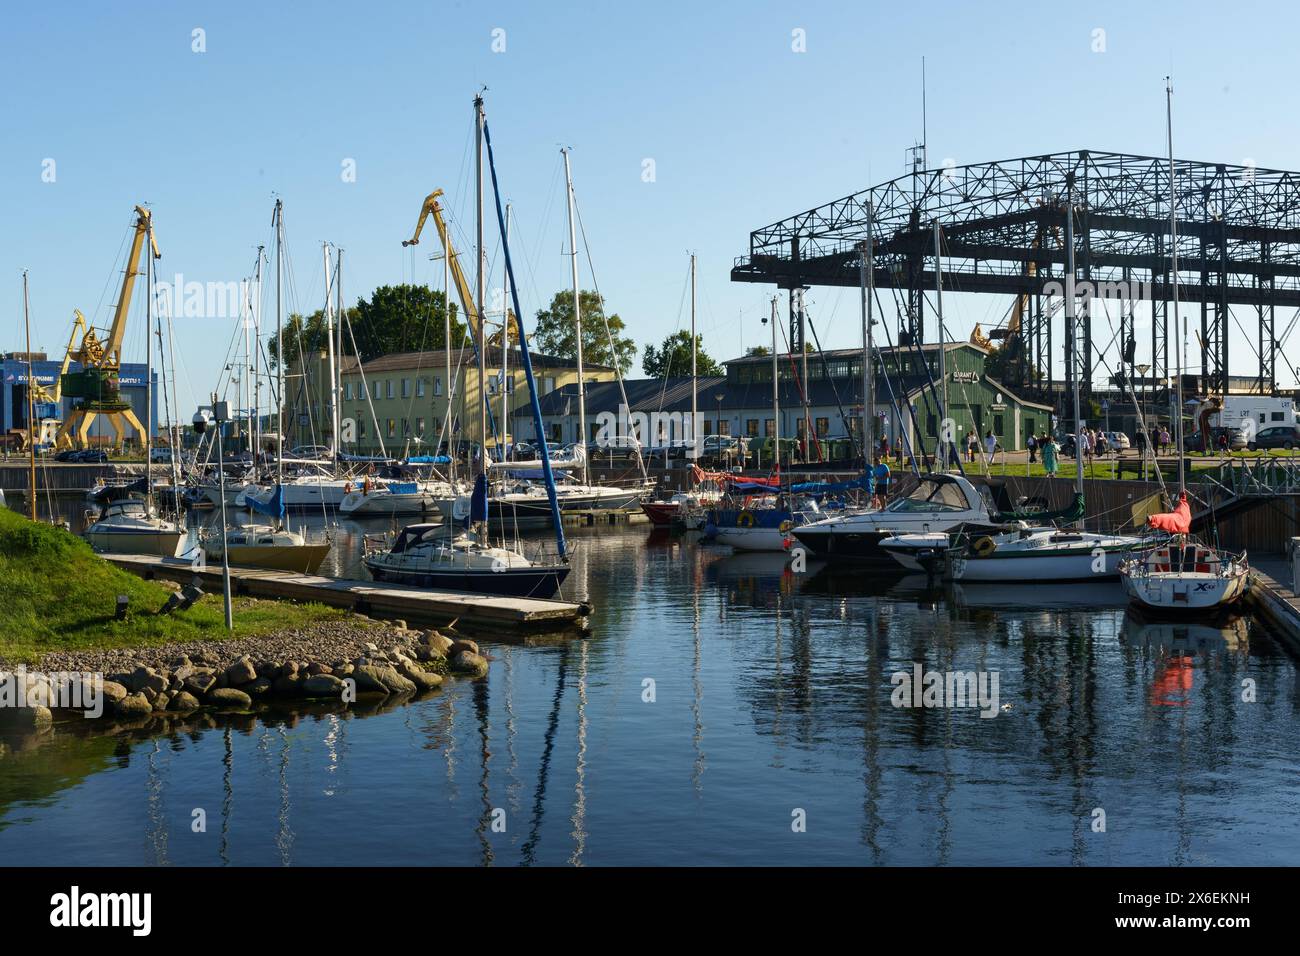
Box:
[401,379,411,399]
[344,382,352,401]
[815,417,829,437]
[416,378,426,398]
[358,416,366,439]
[434,376,443,397]
[386,380,394,400]
[416,417,425,434]
[993,414,1005,436]
[765,419,775,437]
[550,423,562,442]
[401,418,409,436]
[386,418,396,438]
[746,419,759,437]
[373,380,381,400]
[718,420,730,436]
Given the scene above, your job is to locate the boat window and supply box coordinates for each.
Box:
[887,479,970,513]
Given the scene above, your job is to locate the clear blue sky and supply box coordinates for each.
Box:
[4,0,1297,418]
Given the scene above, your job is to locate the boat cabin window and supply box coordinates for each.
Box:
[888,479,971,513]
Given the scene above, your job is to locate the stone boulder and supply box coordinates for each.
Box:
[451,651,489,679]
[242,677,273,697]
[448,639,480,658]
[169,691,201,711]
[207,688,252,709]
[99,680,129,705]
[225,657,258,686]
[115,692,153,717]
[398,662,443,692]
[130,666,168,695]
[183,672,217,696]
[351,664,416,696]
[301,674,346,698]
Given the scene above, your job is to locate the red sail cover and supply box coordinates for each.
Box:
[1147,492,1191,534]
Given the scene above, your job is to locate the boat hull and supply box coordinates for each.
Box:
[1120,568,1250,613]
[83,527,186,558]
[791,526,896,562]
[641,501,680,526]
[365,559,570,599]
[211,543,331,574]
[339,492,437,517]
[713,526,792,552]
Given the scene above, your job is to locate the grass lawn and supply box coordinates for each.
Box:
[0,507,353,662]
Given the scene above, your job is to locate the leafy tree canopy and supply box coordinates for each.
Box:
[532,289,635,375]
[642,330,723,378]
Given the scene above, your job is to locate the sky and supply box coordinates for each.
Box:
[3,0,1298,419]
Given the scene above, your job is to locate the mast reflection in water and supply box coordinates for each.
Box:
[0,524,1295,866]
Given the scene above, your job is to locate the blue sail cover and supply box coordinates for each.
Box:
[387,482,419,495]
[405,455,452,464]
[789,474,873,495]
[470,473,489,523]
[249,484,285,519]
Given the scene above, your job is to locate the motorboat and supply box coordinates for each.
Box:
[792,473,999,563]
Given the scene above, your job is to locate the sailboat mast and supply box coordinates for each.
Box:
[1167,77,1185,495]
[274,198,284,487]
[770,295,780,471]
[690,253,697,457]
[475,96,487,482]
[860,203,876,460]
[322,243,337,458]
[501,202,512,462]
[933,221,948,471]
[251,247,264,461]
[1064,205,1086,527]
[562,148,588,485]
[443,234,454,483]
[335,247,344,459]
[22,270,36,521]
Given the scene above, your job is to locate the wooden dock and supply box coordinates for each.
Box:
[103,553,592,634]
[1245,559,1300,652]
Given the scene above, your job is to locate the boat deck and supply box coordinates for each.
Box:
[102,553,592,634]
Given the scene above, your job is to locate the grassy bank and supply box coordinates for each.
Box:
[0,508,351,661]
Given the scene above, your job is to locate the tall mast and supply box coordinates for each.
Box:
[322,243,337,458]
[1065,205,1086,527]
[443,234,454,482]
[273,198,284,486]
[860,203,876,460]
[562,147,588,485]
[933,221,948,470]
[1167,77,1185,496]
[690,253,697,455]
[22,271,36,520]
[770,296,780,471]
[501,202,512,462]
[475,96,487,481]
[335,247,344,459]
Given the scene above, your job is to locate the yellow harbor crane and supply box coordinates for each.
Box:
[403,189,518,346]
[54,205,160,450]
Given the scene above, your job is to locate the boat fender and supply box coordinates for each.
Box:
[971,536,997,558]
[738,510,756,528]
[779,520,793,534]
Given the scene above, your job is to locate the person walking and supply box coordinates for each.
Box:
[1042,434,1059,477]
[983,430,997,466]
[1027,432,1038,464]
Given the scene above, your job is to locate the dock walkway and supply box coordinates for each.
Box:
[103,553,591,633]
[1247,557,1300,652]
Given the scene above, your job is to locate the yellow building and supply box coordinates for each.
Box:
[287,348,613,456]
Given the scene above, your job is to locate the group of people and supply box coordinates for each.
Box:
[963,429,1000,465]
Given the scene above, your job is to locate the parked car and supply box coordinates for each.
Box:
[54,449,80,463]
[288,444,333,461]
[74,449,108,463]
[1247,425,1300,451]
[1104,431,1131,451]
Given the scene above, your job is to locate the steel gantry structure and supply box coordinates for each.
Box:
[732,150,1300,400]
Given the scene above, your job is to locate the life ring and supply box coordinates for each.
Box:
[738,510,756,528]
[971,536,997,558]
[779,520,793,534]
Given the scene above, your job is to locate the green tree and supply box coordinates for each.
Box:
[642,330,723,378]
[745,345,770,357]
[533,290,636,375]
[268,284,467,368]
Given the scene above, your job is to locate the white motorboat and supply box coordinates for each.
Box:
[792,474,999,562]
[237,471,354,512]
[882,525,1146,581]
[82,498,186,557]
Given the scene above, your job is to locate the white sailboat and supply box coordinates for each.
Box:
[1118,79,1250,614]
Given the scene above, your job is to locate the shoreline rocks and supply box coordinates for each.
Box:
[1,621,490,726]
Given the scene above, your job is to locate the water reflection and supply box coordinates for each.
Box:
[1,524,1297,866]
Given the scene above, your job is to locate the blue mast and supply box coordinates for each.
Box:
[481,115,568,560]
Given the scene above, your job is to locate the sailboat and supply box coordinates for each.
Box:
[78,207,186,557]
[204,201,331,573]
[366,95,571,600]
[1118,80,1250,614]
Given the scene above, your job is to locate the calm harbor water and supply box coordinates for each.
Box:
[3,511,1299,866]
